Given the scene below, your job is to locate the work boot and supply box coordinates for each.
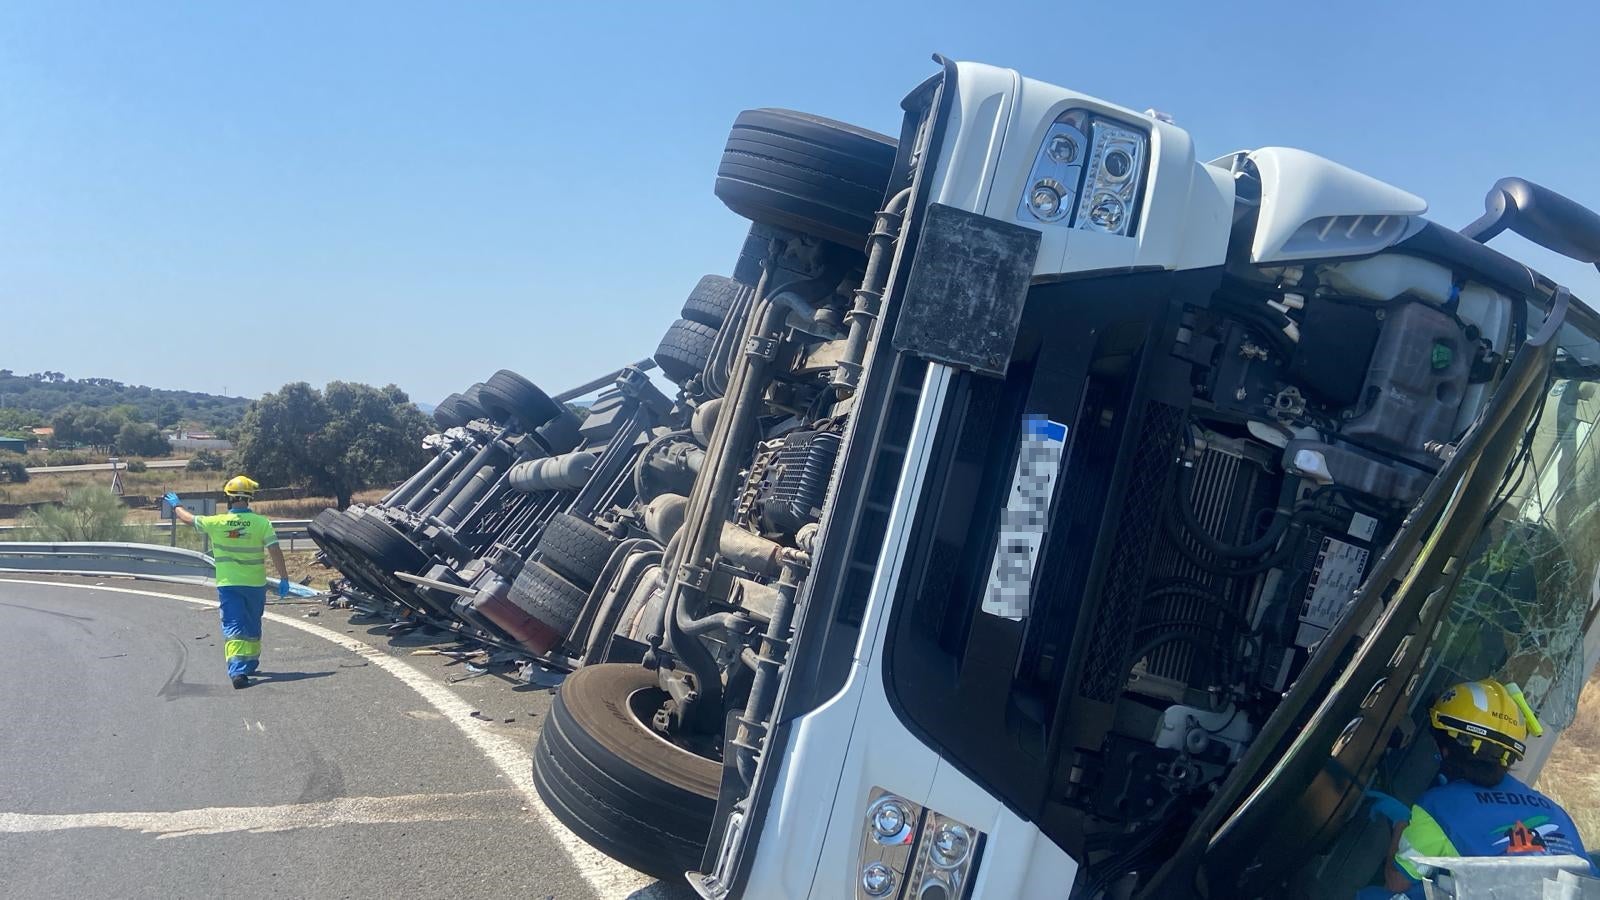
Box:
[231,675,250,690]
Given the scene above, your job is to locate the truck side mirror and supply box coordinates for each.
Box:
[1462,177,1600,264]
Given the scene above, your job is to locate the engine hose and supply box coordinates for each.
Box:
[666,584,726,724]
[1141,582,1249,627]
[1126,630,1226,672]
[1161,505,1298,577]
[677,610,750,637]
[1172,463,1292,559]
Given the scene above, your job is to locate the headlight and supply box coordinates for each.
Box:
[1016,109,1149,237]
[857,788,985,900]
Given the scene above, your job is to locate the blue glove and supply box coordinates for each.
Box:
[163,491,181,508]
[278,578,291,599]
[1366,790,1411,825]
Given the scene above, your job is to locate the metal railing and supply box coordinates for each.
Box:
[0,540,324,596]
[0,541,216,582]
[0,519,311,543]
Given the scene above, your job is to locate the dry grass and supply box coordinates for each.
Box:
[1537,673,1600,844]
[280,548,339,590]
[0,467,218,506]
[252,489,389,520]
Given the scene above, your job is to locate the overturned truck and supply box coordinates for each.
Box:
[524,58,1600,900]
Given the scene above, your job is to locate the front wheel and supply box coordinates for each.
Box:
[532,664,720,881]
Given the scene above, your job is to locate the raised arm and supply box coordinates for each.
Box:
[164,492,197,526]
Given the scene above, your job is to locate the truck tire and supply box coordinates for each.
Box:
[714,108,897,251]
[507,562,588,651]
[533,664,721,881]
[308,507,340,549]
[434,392,486,429]
[654,318,718,385]
[340,514,430,605]
[477,370,562,431]
[310,510,368,584]
[537,513,616,590]
[681,274,743,328]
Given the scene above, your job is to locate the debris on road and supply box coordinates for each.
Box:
[516,662,566,688]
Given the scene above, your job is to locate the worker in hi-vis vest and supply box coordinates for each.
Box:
[1362,679,1595,898]
[164,476,291,689]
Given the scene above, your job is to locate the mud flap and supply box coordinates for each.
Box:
[891,203,1039,377]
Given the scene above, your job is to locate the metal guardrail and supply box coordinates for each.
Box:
[0,519,311,540]
[0,541,217,582]
[0,540,324,596]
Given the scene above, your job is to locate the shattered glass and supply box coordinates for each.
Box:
[1421,374,1600,730]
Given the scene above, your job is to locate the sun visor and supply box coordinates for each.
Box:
[1249,147,1427,264]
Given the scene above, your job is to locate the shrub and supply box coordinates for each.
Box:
[124,459,148,473]
[0,460,27,484]
[188,449,228,472]
[19,486,128,541]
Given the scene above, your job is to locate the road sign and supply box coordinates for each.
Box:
[160,497,216,519]
[161,496,217,548]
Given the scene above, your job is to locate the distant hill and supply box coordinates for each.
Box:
[0,370,250,430]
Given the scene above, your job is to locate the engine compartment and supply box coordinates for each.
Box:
[1080,252,1518,832]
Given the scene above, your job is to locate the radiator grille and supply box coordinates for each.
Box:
[1081,401,1185,701]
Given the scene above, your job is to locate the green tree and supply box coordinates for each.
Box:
[154,401,182,428]
[0,460,28,484]
[232,381,431,508]
[115,421,169,457]
[51,405,128,450]
[20,486,128,541]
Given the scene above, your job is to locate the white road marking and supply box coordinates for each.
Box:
[0,790,516,839]
[0,579,669,899]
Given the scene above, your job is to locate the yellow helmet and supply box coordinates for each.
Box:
[223,475,260,499]
[1429,679,1528,767]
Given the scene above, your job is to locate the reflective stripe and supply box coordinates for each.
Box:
[1467,682,1490,711]
[1396,805,1459,880]
[225,638,261,660]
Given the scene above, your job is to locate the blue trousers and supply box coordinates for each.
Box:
[218,585,266,678]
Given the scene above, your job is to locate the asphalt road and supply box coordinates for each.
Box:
[26,459,189,474]
[0,576,691,900]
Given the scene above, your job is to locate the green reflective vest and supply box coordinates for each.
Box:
[194,510,278,587]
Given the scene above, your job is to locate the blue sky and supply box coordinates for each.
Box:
[3,2,1597,405]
